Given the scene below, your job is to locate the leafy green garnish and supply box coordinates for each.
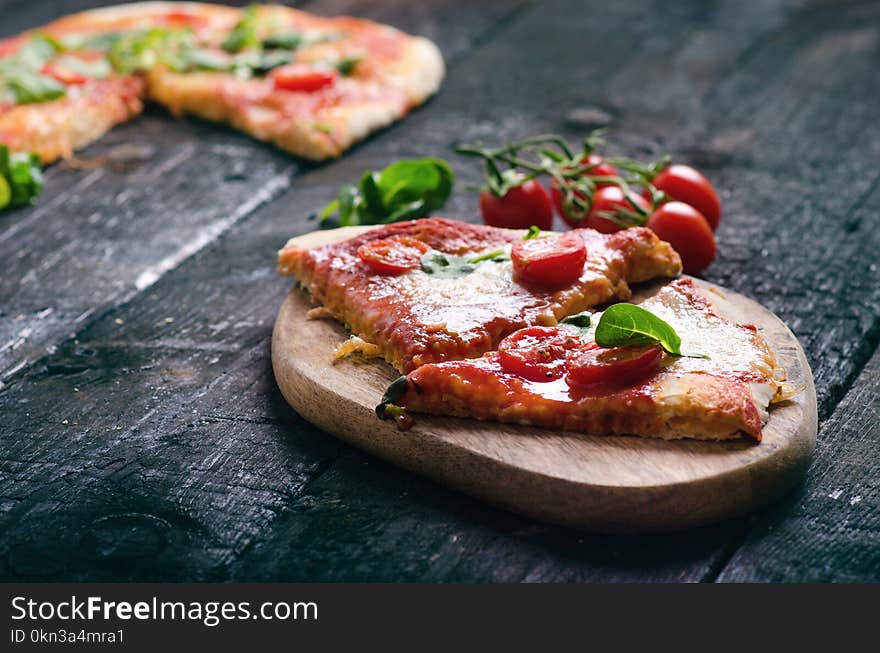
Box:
[320,158,454,227]
[336,56,362,76]
[0,34,66,105]
[108,28,192,73]
[560,311,592,328]
[594,304,682,355]
[53,54,112,79]
[222,4,261,53]
[375,376,410,420]
[419,248,509,277]
[261,33,304,50]
[4,72,66,104]
[524,225,541,240]
[0,145,43,211]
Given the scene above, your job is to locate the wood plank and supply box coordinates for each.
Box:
[716,347,880,582]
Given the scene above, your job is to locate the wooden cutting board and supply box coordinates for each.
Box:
[272,226,817,534]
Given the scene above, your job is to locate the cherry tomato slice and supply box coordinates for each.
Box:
[479,179,553,230]
[551,154,619,228]
[511,231,587,288]
[566,344,663,388]
[357,236,429,275]
[271,64,338,92]
[498,326,594,382]
[645,201,716,275]
[647,164,721,230]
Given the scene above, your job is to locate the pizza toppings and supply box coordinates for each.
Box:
[271,64,338,92]
[374,279,787,440]
[510,231,586,287]
[0,145,42,210]
[357,235,430,275]
[497,326,590,381]
[566,344,663,389]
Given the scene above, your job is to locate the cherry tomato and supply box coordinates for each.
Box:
[271,64,338,92]
[479,179,553,230]
[579,185,650,234]
[551,154,619,227]
[511,231,587,287]
[357,236,429,275]
[566,344,663,388]
[645,201,716,275]
[646,164,721,230]
[498,326,592,381]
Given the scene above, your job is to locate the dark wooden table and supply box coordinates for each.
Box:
[1,0,878,583]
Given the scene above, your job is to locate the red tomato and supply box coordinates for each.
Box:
[577,185,650,234]
[357,236,429,275]
[479,180,553,230]
[511,231,587,287]
[498,326,592,381]
[40,61,87,85]
[271,64,338,92]
[647,164,721,230]
[566,344,663,388]
[645,201,716,275]
[551,154,619,227]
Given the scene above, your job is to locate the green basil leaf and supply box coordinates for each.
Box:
[186,48,233,72]
[6,72,66,104]
[594,303,682,355]
[375,158,454,216]
[54,54,112,79]
[222,4,261,53]
[337,184,360,227]
[524,225,541,240]
[560,311,591,328]
[261,33,304,50]
[0,176,11,210]
[14,35,60,69]
[336,56,362,76]
[318,157,454,226]
[0,146,43,210]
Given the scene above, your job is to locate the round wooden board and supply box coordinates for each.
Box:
[272,227,818,534]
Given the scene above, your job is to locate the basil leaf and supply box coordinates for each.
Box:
[420,248,508,277]
[108,28,192,73]
[53,54,112,79]
[0,146,43,211]
[319,158,454,226]
[594,304,682,355]
[560,311,591,328]
[262,33,304,50]
[5,72,66,104]
[222,4,261,53]
[524,225,541,240]
[14,35,60,69]
[337,184,359,227]
[336,56,362,76]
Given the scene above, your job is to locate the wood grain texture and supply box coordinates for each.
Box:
[717,348,880,582]
[271,227,817,533]
[0,0,877,581]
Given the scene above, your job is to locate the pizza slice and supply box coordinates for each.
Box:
[378,278,792,441]
[0,2,444,163]
[277,218,682,373]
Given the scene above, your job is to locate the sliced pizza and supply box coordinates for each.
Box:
[277,218,682,373]
[378,278,791,441]
[0,2,444,163]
